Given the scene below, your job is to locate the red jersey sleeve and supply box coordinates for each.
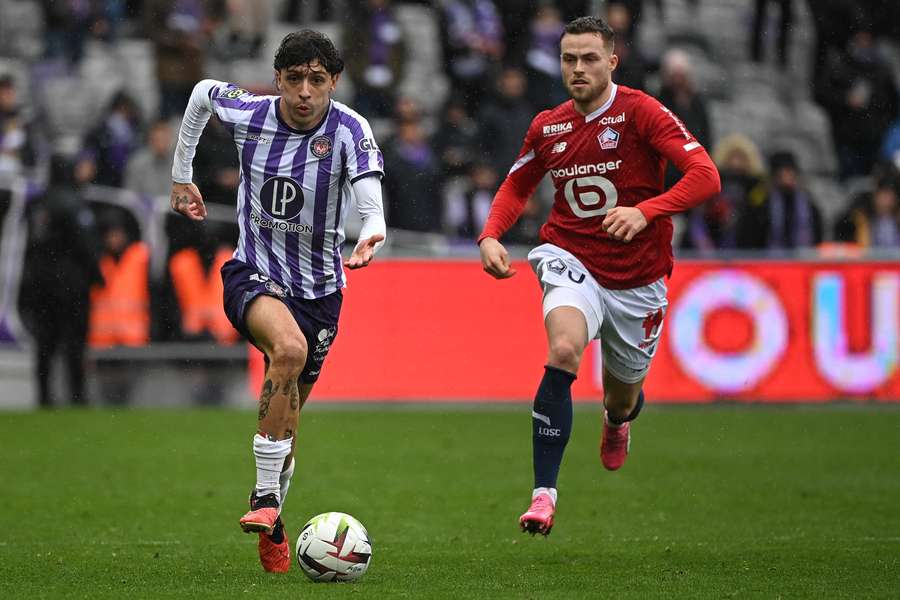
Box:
[633,97,721,222]
[477,117,548,243]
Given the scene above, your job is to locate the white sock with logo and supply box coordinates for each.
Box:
[253,434,293,504]
[533,487,558,505]
[278,458,296,512]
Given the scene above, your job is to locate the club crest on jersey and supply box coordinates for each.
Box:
[311,135,333,158]
[543,122,573,137]
[598,127,620,150]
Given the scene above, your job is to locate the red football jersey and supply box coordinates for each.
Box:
[480,84,720,289]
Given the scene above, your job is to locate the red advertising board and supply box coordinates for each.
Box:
[251,260,900,402]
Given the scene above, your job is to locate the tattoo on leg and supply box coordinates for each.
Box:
[284,429,294,438]
[289,381,300,410]
[258,379,278,421]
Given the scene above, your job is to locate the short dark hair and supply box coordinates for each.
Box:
[562,16,615,48]
[274,30,344,74]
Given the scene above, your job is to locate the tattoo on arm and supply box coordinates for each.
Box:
[258,379,278,421]
[174,193,190,210]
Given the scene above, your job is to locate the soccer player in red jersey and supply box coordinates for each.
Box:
[478,16,720,535]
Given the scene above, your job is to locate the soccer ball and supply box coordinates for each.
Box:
[295,512,372,582]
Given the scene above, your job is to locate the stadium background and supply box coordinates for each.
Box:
[0,1,898,598]
[0,0,897,407]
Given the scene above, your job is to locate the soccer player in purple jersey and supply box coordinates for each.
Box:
[170,30,386,573]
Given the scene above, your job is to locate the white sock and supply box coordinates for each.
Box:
[278,458,295,512]
[533,487,558,505]
[253,434,292,504]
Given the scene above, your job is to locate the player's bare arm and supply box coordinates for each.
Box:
[344,234,385,269]
[170,181,207,221]
[602,206,647,242]
[479,237,517,279]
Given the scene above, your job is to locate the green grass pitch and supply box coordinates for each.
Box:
[1,405,898,598]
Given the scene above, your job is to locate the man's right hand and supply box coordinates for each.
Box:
[479,237,516,279]
[171,182,207,221]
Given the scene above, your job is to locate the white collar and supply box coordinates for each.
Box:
[584,83,618,122]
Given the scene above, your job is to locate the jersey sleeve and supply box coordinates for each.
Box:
[633,96,721,221]
[208,82,272,132]
[477,116,548,243]
[339,114,384,184]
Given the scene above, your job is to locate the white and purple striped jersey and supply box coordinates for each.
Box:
[173,79,385,299]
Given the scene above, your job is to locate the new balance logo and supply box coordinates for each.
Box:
[551,142,567,153]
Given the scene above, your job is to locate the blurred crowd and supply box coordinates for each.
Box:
[1,0,900,404]
[1,1,898,252]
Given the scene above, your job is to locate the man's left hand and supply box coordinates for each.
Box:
[602,206,648,242]
[344,234,384,269]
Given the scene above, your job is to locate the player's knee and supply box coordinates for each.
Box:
[269,336,308,373]
[547,338,582,371]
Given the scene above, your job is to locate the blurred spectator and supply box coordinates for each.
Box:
[125,118,174,199]
[496,0,533,64]
[382,100,441,232]
[89,209,150,348]
[215,0,268,59]
[834,175,900,248]
[444,160,497,240]
[606,1,647,89]
[345,0,407,119]
[439,0,505,110]
[192,117,239,206]
[524,3,568,111]
[41,0,94,64]
[434,95,481,178]
[0,74,38,178]
[880,114,900,171]
[817,25,899,179]
[657,48,712,189]
[737,150,823,250]
[682,134,767,252]
[85,91,143,188]
[750,0,793,68]
[476,66,533,176]
[143,0,216,118]
[19,153,103,407]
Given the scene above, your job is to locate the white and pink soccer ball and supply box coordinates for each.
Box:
[295,512,372,582]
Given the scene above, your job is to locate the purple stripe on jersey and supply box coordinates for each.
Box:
[260,123,291,282]
[215,96,272,111]
[311,109,343,295]
[331,150,348,288]
[239,102,273,267]
[338,111,370,173]
[286,135,312,292]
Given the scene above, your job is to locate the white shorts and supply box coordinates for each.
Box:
[528,243,668,384]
